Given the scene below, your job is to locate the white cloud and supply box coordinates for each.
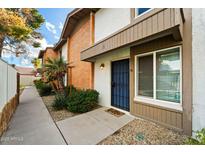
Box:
[21,59,29,65]
[29,38,53,58]
[59,22,63,30]
[54,35,60,40]
[45,21,57,34]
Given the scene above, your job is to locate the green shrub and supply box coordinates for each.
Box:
[52,93,67,110]
[186,128,205,144]
[67,89,99,113]
[34,79,44,89]
[39,84,52,96]
[65,85,77,96]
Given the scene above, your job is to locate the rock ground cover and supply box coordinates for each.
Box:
[99,118,188,145]
[41,95,79,122]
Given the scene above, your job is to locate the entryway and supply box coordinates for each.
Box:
[111,59,130,111]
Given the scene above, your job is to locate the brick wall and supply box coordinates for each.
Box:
[42,48,60,82]
[68,14,93,89]
[43,48,59,64]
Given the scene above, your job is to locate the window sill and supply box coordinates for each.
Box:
[134,96,183,112]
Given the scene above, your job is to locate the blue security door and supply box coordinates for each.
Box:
[111,59,130,111]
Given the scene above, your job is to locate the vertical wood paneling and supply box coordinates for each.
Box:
[171,111,177,126]
[157,108,161,122]
[120,32,124,45]
[142,20,147,37]
[176,113,182,128]
[174,8,180,26]
[132,102,183,130]
[170,8,175,27]
[152,14,158,34]
[147,17,152,36]
[123,30,127,45]
[164,9,171,29]
[158,11,164,31]
[161,109,167,123]
[133,24,138,40]
[138,22,143,39]
[117,32,121,47]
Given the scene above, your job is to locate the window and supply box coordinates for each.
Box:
[138,55,153,98]
[135,46,182,109]
[156,48,180,103]
[135,8,151,17]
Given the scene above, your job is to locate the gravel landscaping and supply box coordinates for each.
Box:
[98,118,188,145]
[41,95,79,122]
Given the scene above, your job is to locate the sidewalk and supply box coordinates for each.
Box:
[57,107,134,144]
[0,86,66,145]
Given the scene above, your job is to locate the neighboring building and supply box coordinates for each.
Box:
[80,8,205,136]
[15,66,36,86]
[38,47,60,81]
[54,9,97,89]
[38,47,59,66]
[15,66,35,76]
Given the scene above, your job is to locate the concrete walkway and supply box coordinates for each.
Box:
[57,107,134,144]
[0,86,66,145]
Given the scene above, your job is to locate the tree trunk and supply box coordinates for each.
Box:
[0,36,5,58]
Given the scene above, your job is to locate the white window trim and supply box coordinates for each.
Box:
[134,46,183,111]
[134,8,153,18]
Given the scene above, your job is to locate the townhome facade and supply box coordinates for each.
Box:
[80,8,205,136]
[54,9,97,89]
[38,47,60,81]
[38,47,60,65]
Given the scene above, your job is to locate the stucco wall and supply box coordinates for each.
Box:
[20,75,37,86]
[94,8,131,43]
[94,47,130,107]
[62,42,68,61]
[192,8,205,133]
[62,42,68,86]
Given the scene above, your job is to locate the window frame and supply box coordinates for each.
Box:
[134,46,183,111]
[134,8,153,18]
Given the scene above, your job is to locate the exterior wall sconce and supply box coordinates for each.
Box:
[100,63,105,70]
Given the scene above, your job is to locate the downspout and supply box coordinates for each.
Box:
[90,11,95,89]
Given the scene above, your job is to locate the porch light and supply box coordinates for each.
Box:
[100,63,105,69]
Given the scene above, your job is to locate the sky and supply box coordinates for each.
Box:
[2,8,73,67]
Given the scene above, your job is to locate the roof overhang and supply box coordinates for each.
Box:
[53,39,67,51]
[38,47,54,59]
[53,8,99,51]
[38,50,44,59]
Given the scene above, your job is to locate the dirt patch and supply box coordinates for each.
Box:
[105,108,125,117]
[41,95,79,122]
[98,118,188,145]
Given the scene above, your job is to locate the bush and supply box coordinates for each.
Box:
[67,89,99,113]
[186,128,205,145]
[52,93,67,110]
[34,79,44,89]
[65,85,77,96]
[39,84,52,96]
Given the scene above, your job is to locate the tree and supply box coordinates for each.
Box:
[31,58,41,69]
[44,57,67,95]
[0,8,44,57]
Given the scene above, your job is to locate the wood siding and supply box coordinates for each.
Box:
[130,26,192,135]
[81,8,184,61]
[132,102,183,130]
